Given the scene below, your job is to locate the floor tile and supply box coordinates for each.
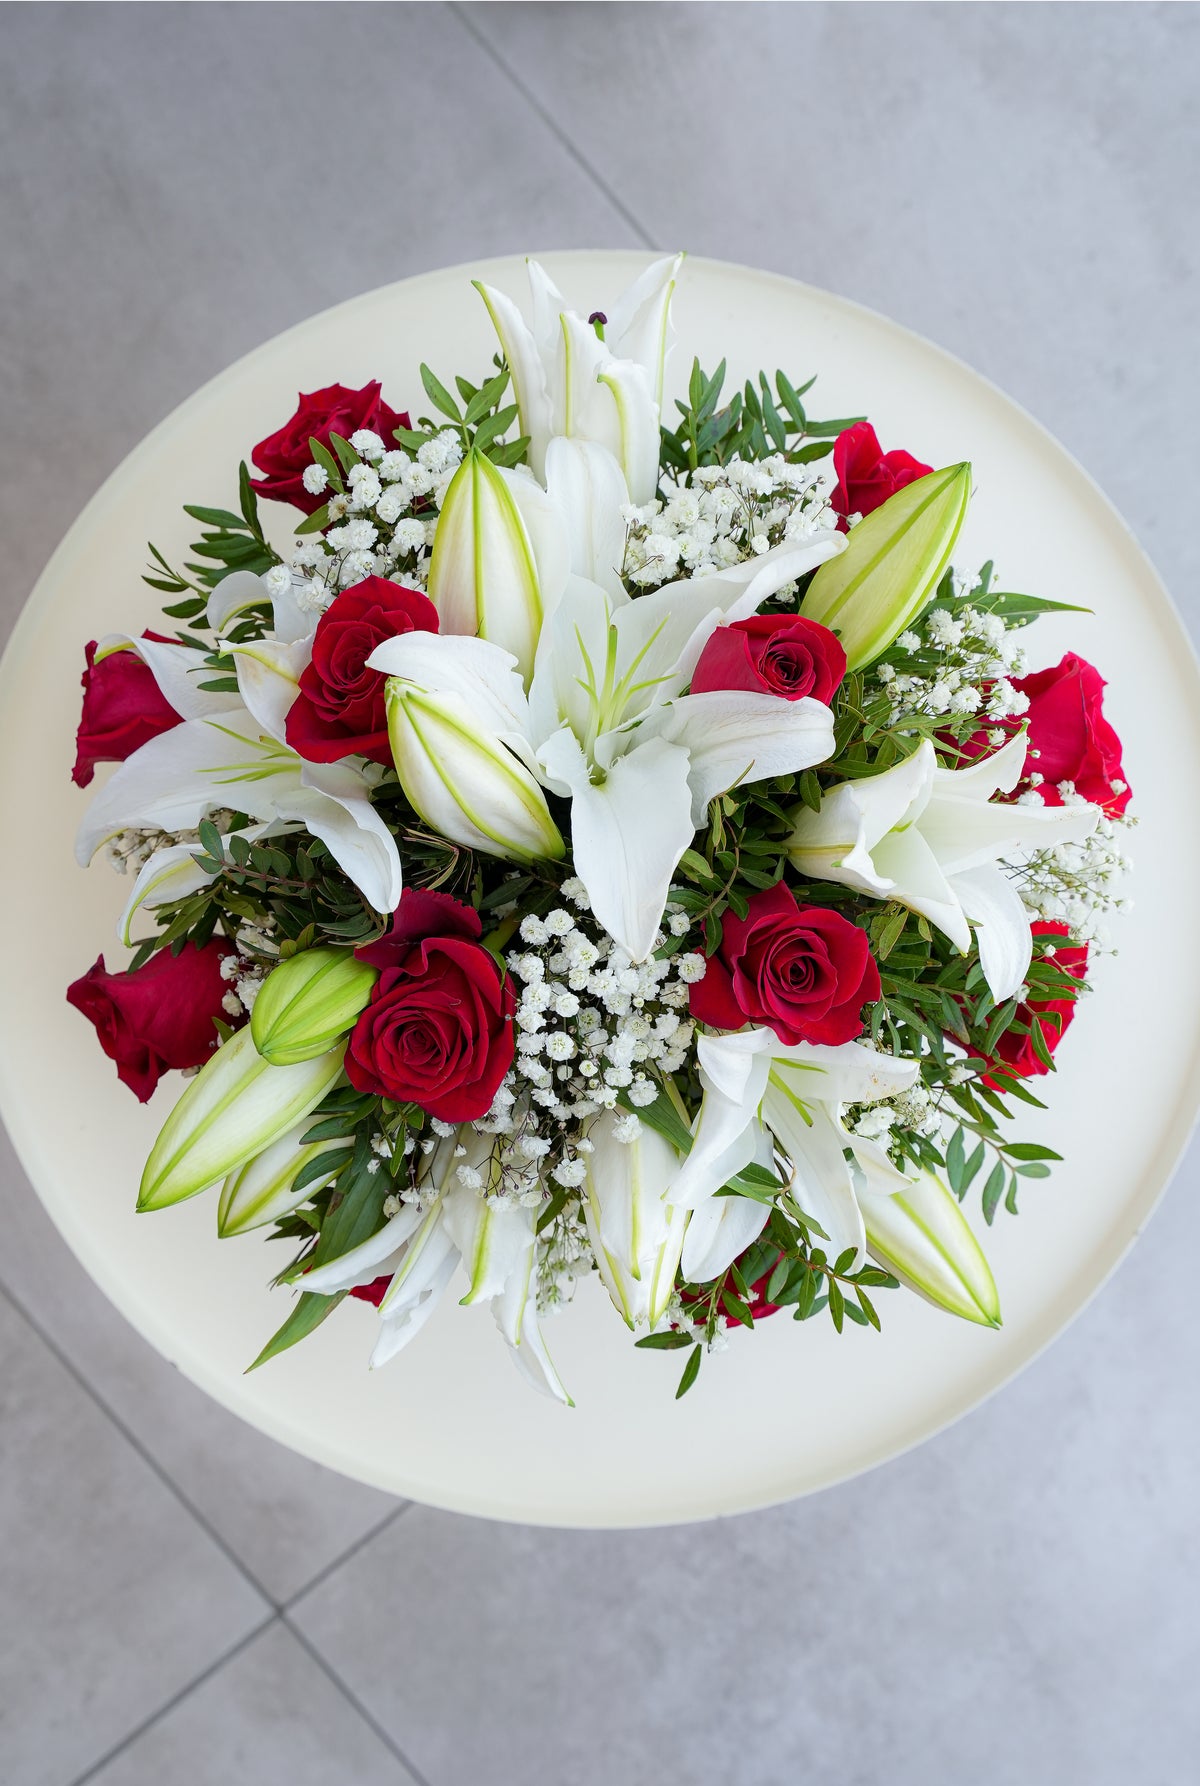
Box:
[290,1177,1200,1786]
[0,1127,400,1606]
[0,1292,269,1786]
[0,0,641,617]
[466,0,1200,613]
[84,1621,418,1786]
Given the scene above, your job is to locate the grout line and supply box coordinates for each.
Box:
[282,1500,415,1612]
[449,2,657,249]
[0,1276,280,1610]
[283,1613,436,1786]
[64,1613,278,1786]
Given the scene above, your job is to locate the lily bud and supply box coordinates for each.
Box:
[385,678,565,864]
[860,1169,1001,1328]
[216,1121,345,1237]
[803,463,971,670]
[582,1113,688,1328]
[251,947,378,1066]
[138,1025,346,1211]
[427,450,546,681]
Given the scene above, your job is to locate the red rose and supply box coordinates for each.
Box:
[981,921,1089,1084]
[829,421,933,532]
[72,635,182,787]
[66,940,239,1102]
[350,1276,392,1307]
[251,381,410,514]
[690,883,880,1047]
[691,614,847,705]
[1013,653,1130,817]
[346,889,515,1121]
[285,579,439,765]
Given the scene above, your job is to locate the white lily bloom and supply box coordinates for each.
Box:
[371,505,843,958]
[75,636,402,915]
[785,734,1100,1002]
[302,1133,569,1399]
[473,255,683,501]
[582,1111,688,1328]
[206,567,315,645]
[670,1027,919,1271]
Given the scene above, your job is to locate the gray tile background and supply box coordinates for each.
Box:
[1,4,1196,1781]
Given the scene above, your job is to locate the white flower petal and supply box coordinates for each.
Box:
[229,638,311,745]
[680,1189,770,1286]
[94,633,241,722]
[664,689,836,826]
[952,863,1034,1003]
[543,437,630,601]
[537,727,695,961]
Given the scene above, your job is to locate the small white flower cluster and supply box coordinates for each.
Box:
[620,455,834,590]
[875,575,1031,726]
[218,948,269,1018]
[468,891,701,1208]
[851,1080,943,1146]
[99,812,236,877]
[536,1199,592,1314]
[274,428,465,613]
[1014,807,1134,947]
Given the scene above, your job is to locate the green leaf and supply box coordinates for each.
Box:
[634,1330,694,1351]
[183,503,246,529]
[946,1126,967,1195]
[618,1087,691,1155]
[675,1344,703,1399]
[827,1276,846,1333]
[874,906,908,962]
[197,819,224,860]
[308,438,345,493]
[238,462,263,535]
[420,363,462,421]
[246,1290,345,1370]
[327,431,360,476]
[981,1159,1006,1225]
[1003,1141,1062,1162]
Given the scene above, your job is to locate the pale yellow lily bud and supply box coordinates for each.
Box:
[385,678,565,864]
[426,449,544,680]
[138,1025,345,1211]
[251,947,378,1066]
[861,1168,1001,1327]
[216,1122,346,1237]
[803,463,971,670]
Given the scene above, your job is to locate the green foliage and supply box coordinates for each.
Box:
[396,358,530,469]
[660,358,864,480]
[144,462,281,622]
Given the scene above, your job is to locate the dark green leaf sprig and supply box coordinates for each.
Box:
[660,358,864,480]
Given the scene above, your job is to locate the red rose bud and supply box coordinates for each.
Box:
[982,921,1089,1084]
[690,883,880,1047]
[346,889,515,1121]
[1014,653,1130,817]
[285,578,439,765]
[72,636,182,787]
[251,381,410,514]
[691,613,847,706]
[67,940,240,1103]
[829,421,933,532]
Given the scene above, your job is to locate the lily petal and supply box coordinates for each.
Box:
[952,863,1035,1003]
[543,437,630,601]
[95,633,242,722]
[537,727,694,961]
[663,688,836,826]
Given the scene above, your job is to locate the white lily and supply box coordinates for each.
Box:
[301,1131,569,1398]
[785,734,1100,1002]
[216,1120,346,1237]
[426,448,569,680]
[473,254,683,501]
[582,1111,688,1328]
[669,1027,919,1271]
[206,567,316,646]
[76,634,402,915]
[370,517,842,959]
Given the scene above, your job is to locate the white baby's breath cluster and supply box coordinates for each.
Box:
[268,428,464,620]
[875,571,1031,725]
[1013,806,1134,948]
[99,812,236,877]
[620,454,834,591]
[465,887,701,1206]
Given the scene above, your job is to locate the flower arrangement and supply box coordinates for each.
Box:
[68,256,1132,1402]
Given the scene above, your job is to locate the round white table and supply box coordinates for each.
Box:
[1,253,1195,1525]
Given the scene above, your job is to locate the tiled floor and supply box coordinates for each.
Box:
[1,5,1197,1783]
